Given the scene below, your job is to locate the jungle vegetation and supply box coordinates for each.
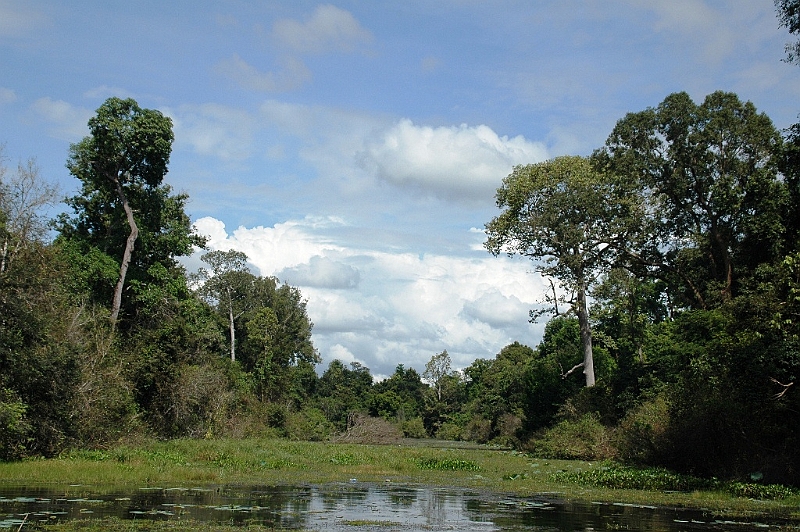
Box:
[3,15,800,485]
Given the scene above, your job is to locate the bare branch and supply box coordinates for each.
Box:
[771,377,794,399]
[559,361,585,380]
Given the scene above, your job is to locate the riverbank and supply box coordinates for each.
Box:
[1,438,798,530]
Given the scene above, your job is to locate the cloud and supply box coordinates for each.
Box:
[278,255,361,289]
[215,54,311,93]
[30,98,92,141]
[167,103,256,160]
[191,215,547,376]
[358,119,548,202]
[272,4,373,54]
[216,5,370,93]
[194,215,348,275]
[461,290,532,329]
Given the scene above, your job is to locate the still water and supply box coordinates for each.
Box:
[0,482,778,531]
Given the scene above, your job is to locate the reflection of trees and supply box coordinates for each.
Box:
[319,485,369,511]
[425,489,459,527]
[387,486,417,507]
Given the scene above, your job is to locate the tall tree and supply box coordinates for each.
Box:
[594,91,785,309]
[62,97,177,325]
[238,275,319,402]
[485,156,643,387]
[423,350,452,401]
[193,250,252,361]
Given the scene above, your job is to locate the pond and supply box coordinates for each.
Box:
[0,482,779,531]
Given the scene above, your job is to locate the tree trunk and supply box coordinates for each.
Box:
[576,277,596,387]
[227,287,236,362]
[110,177,138,325]
[0,236,8,274]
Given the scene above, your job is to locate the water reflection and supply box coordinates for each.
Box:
[0,483,780,530]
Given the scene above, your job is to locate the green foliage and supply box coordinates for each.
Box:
[551,462,714,492]
[527,414,614,461]
[553,462,798,500]
[316,360,373,429]
[595,91,786,309]
[284,407,333,441]
[612,394,671,465]
[0,389,30,460]
[370,364,426,422]
[776,0,800,64]
[415,457,480,471]
[435,421,463,441]
[725,482,797,500]
[400,417,427,438]
[58,97,203,325]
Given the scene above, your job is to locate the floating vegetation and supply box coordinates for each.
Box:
[415,458,480,471]
[551,462,798,500]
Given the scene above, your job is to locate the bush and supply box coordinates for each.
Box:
[494,413,523,447]
[219,398,284,439]
[435,421,462,441]
[526,413,615,461]
[463,416,492,443]
[285,407,333,441]
[401,417,427,438]
[613,394,670,464]
[168,364,233,438]
[0,391,30,460]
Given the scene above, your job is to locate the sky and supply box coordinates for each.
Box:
[2,1,800,380]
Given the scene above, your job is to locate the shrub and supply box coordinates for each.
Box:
[401,417,427,438]
[436,421,462,441]
[463,416,492,443]
[493,413,523,447]
[526,413,615,461]
[285,407,333,441]
[0,391,30,460]
[613,394,670,464]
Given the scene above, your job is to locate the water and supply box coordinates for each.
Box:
[0,483,778,530]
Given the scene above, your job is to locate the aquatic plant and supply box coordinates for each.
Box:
[415,457,480,471]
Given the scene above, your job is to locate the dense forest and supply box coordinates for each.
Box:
[2,5,800,488]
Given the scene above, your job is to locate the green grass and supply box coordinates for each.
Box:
[0,437,798,526]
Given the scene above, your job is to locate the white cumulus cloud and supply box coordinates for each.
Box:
[278,255,361,289]
[358,119,548,202]
[190,215,547,376]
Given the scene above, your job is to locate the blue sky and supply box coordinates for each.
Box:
[2,1,800,379]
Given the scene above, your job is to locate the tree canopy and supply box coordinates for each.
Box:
[485,155,643,386]
[59,97,201,325]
